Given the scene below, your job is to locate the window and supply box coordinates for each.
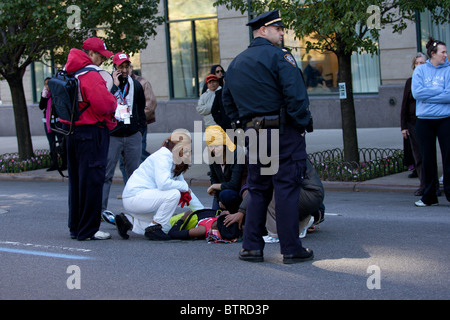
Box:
[284,32,380,94]
[165,0,220,98]
[419,10,450,52]
[31,59,53,103]
[351,50,380,93]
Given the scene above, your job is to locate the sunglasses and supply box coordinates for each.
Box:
[215,69,224,74]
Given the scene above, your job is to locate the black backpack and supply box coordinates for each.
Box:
[48,67,97,135]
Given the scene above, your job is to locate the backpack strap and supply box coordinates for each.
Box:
[181,212,196,230]
[73,67,99,115]
[54,138,68,178]
[74,66,98,76]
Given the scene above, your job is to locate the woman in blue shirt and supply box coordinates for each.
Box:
[412,38,450,206]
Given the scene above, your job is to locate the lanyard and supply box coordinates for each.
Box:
[119,82,128,102]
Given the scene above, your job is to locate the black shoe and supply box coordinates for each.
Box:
[408,170,418,178]
[145,224,171,241]
[115,213,132,239]
[313,209,325,225]
[283,248,314,264]
[239,249,264,262]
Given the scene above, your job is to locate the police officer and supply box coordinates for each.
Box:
[222,9,314,263]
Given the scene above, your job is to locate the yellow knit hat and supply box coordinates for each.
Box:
[205,125,236,152]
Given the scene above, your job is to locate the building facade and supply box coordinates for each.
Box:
[0,1,448,135]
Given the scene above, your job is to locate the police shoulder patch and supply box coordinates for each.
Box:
[284,54,297,67]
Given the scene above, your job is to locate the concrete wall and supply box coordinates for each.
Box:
[0,103,44,136]
[379,21,418,85]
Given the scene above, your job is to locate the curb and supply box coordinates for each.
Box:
[188,178,211,187]
[0,173,67,182]
[0,172,419,193]
[320,181,417,193]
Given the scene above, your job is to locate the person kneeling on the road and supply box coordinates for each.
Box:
[116,131,204,240]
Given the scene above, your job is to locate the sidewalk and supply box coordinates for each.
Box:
[0,128,443,193]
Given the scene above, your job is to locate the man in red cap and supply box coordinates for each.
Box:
[64,37,117,240]
[80,37,114,90]
[196,74,221,128]
[82,37,114,66]
[101,52,146,224]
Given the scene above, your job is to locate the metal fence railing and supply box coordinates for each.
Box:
[308,148,406,182]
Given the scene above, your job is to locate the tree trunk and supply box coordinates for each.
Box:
[337,51,359,163]
[5,73,34,160]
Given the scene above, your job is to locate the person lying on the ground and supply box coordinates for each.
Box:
[168,209,241,241]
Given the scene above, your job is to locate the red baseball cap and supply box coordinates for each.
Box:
[205,74,219,83]
[113,52,131,66]
[82,37,114,57]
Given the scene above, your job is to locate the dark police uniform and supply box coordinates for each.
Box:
[222,10,313,262]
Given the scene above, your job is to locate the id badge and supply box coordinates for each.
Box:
[116,102,130,124]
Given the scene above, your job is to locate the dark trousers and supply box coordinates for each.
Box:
[416,117,450,204]
[67,125,110,240]
[243,124,307,255]
[406,122,424,191]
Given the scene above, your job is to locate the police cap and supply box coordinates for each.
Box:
[246,9,285,30]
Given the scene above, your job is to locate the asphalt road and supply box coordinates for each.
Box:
[0,180,449,304]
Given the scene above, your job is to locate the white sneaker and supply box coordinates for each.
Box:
[414,200,438,207]
[263,235,279,243]
[90,230,111,240]
[300,217,315,238]
[101,210,116,225]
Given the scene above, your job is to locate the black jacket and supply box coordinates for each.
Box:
[110,77,146,137]
[209,151,244,202]
[211,89,232,130]
[400,77,417,129]
[223,37,310,130]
